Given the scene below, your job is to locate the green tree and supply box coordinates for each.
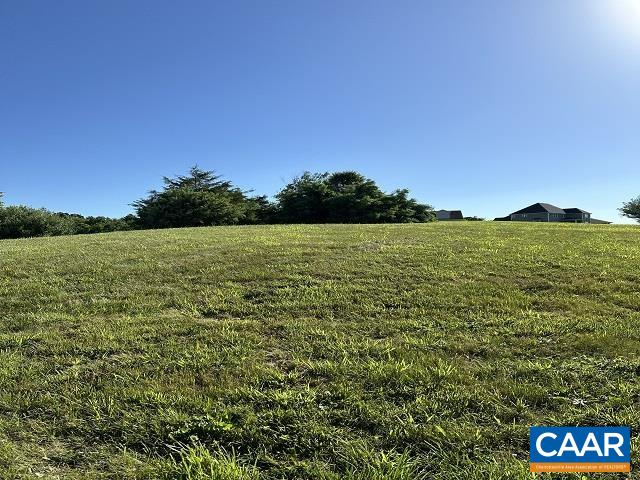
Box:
[133,166,258,228]
[275,171,435,223]
[247,195,279,224]
[275,172,334,223]
[620,196,640,223]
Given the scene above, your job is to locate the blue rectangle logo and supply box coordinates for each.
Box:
[530,426,630,472]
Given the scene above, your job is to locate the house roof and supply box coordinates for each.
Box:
[436,210,463,219]
[511,203,565,215]
[563,208,591,214]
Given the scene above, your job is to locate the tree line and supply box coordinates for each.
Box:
[0,167,437,239]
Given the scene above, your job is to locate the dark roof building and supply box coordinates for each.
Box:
[436,210,464,220]
[511,203,566,215]
[494,203,597,223]
[563,208,590,214]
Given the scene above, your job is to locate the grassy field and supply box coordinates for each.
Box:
[1,222,639,479]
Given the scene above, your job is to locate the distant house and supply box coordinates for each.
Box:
[494,203,597,223]
[436,210,463,220]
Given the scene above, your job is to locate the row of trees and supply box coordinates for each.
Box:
[0,198,138,239]
[0,167,437,239]
[3,167,638,240]
[134,168,436,227]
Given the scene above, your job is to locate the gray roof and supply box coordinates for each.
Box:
[563,208,591,214]
[511,203,565,215]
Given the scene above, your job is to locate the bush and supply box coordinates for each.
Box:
[0,205,74,239]
[55,213,139,234]
[0,194,138,240]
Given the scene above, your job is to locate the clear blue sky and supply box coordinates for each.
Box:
[1,0,639,222]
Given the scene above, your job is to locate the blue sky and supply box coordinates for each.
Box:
[1,0,639,222]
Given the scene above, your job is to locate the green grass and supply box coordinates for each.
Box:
[0,222,639,479]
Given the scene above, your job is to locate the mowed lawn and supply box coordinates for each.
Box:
[0,222,639,479]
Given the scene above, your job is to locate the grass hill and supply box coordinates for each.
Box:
[1,222,639,479]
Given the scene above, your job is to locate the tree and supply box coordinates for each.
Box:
[275,171,435,223]
[275,172,334,223]
[620,196,640,223]
[247,195,279,224]
[133,166,258,228]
